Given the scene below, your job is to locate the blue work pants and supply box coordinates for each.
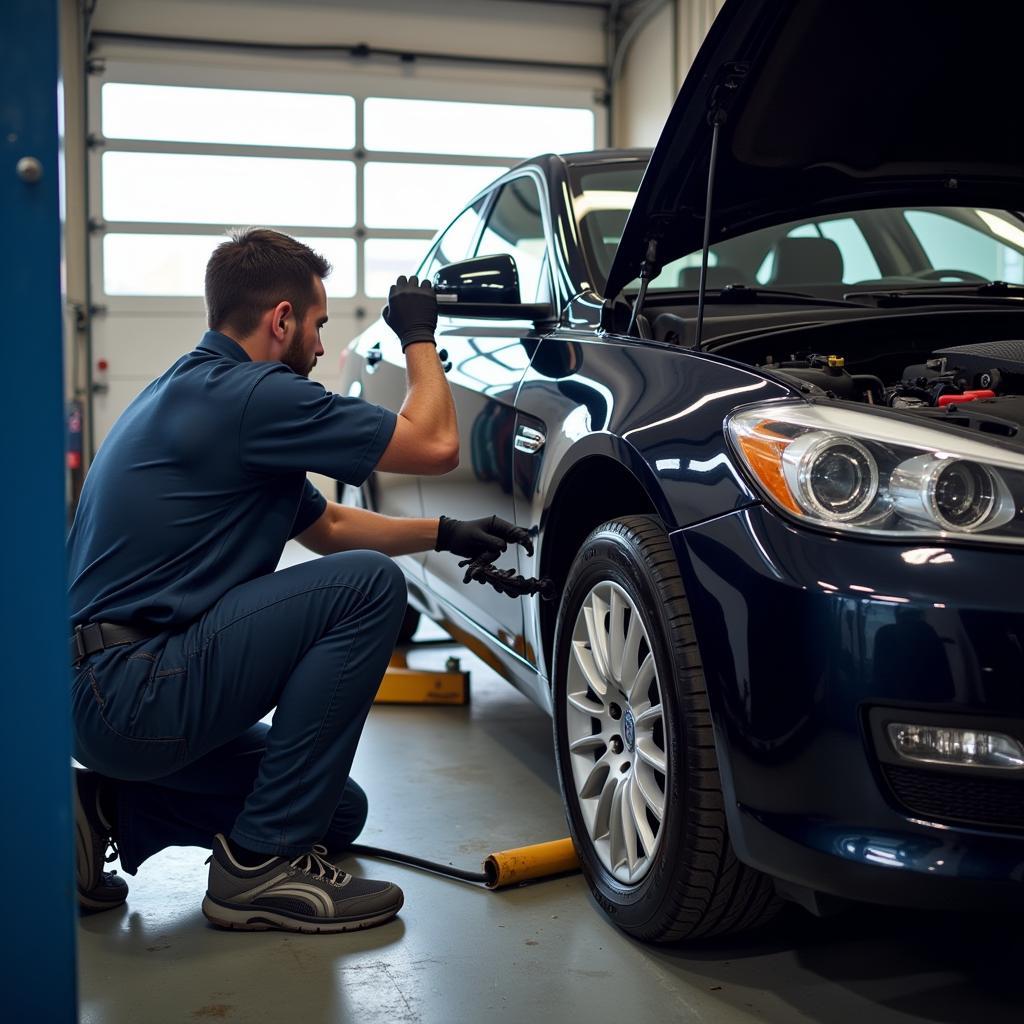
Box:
[71,551,407,871]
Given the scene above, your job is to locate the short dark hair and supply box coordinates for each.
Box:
[204,228,331,337]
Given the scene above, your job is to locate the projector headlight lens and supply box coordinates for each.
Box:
[782,432,878,521]
[727,402,1024,543]
[935,460,995,528]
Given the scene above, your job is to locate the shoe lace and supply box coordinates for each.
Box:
[104,838,119,865]
[290,844,349,887]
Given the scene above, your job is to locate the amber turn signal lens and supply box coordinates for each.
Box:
[735,422,801,515]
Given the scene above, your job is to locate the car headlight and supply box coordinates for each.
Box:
[727,402,1023,543]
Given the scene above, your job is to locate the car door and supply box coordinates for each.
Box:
[419,173,555,654]
[350,199,487,576]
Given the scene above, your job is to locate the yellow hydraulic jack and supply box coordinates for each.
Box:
[374,646,470,705]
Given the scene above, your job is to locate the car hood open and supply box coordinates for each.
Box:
[604,0,1024,301]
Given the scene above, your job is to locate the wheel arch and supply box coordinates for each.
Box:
[537,450,661,679]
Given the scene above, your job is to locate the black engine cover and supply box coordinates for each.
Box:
[934,339,1024,382]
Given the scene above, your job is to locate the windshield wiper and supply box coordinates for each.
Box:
[844,281,1024,306]
[652,284,868,309]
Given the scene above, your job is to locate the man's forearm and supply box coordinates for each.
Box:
[398,342,457,444]
[312,503,440,556]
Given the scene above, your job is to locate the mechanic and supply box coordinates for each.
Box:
[67,228,532,934]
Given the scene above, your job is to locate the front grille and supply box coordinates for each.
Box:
[883,764,1024,832]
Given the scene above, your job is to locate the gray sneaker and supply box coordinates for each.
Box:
[74,769,129,912]
[202,834,403,934]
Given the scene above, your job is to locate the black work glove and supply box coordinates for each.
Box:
[382,275,438,351]
[435,515,534,561]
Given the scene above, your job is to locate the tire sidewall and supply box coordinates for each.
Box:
[552,519,687,933]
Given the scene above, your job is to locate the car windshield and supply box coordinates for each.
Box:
[570,163,1024,297]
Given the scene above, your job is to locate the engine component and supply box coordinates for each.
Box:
[934,339,1024,382]
[936,389,996,407]
[764,352,885,403]
[913,394,1024,436]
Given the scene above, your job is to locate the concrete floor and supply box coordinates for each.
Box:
[79,609,1024,1023]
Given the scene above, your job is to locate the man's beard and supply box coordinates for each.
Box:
[282,327,316,377]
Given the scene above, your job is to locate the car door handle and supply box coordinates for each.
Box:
[365,342,383,367]
[514,426,546,454]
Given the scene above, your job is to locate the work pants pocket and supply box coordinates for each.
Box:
[71,656,189,782]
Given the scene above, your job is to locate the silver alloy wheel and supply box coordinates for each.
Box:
[565,580,667,884]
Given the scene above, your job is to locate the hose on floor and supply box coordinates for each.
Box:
[348,843,488,886]
[348,837,580,890]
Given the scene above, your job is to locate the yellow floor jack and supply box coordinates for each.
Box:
[373,645,471,706]
[356,556,577,889]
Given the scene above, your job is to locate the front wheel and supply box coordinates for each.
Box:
[552,516,780,942]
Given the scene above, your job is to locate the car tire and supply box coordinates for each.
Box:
[552,515,781,942]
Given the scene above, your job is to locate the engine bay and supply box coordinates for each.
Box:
[749,338,1024,440]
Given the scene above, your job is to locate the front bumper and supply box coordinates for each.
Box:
[672,504,1024,908]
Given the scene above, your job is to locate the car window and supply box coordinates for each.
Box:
[755,217,880,284]
[573,160,1024,294]
[474,176,552,303]
[904,209,1024,283]
[421,198,487,280]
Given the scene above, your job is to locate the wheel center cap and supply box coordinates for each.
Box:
[623,708,636,752]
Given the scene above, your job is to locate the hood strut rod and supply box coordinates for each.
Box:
[627,237,659,337]
[693,109,726,352]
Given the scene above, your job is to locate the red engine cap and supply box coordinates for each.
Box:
[936,389,996,407]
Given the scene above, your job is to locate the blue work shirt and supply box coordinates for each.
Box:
[68,330,397,630]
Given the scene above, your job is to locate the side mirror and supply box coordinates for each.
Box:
[433,254,555,322]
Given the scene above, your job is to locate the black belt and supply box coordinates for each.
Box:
[71,622,155,667]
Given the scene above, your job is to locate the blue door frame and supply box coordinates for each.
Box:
[0,0,78,1017]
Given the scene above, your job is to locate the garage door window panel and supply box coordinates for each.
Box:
[104,234,356,297]
[364,239,432,297]
[101,152,356,227]
[364,162,500,231]
[365,97,594,159]
[101,83,355,150]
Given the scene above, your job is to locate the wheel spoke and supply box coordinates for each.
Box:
[608,777,627,870]
[627,773,658,856]
[584,593,611,684]
[569,734,605,755]
[635,736,666,774]
[570,640,608,703]
[608,588,626,685]
[621,775,640,874]
[567,690,604,718]
[592,769,618,839]
[633,763,664,822]
[620,608,643,685]
[633,705,662,733]
[578,755,610,801]
[624,651,655,704]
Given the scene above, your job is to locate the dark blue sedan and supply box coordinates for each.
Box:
[341,0,1024,940]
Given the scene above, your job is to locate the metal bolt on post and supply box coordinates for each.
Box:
[15,156,43,183]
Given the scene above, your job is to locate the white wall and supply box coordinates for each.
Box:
[612,1,675,148]
[613,0,724,148]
